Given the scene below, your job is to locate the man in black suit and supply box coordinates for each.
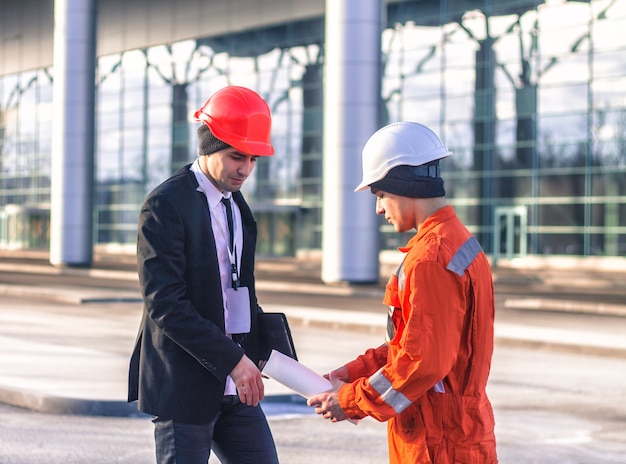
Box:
[128,86,279,464]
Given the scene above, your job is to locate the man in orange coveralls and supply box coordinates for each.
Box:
[308,121,498,463]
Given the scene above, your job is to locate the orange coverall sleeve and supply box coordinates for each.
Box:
[339,260,467,422]
[342,344,389,381]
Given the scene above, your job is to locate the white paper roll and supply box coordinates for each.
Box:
[262,349,333,398]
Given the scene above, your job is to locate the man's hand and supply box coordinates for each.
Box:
[307,377,348,423]
[229,355,264,406]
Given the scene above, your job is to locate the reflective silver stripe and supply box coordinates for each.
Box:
[394,260,406,291]
[369,368,412,414]
[446,236,483,277]
[386,306,395,342]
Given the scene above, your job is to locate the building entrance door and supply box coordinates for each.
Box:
[255,208,298,257]
[0,205,50,250]
[493,206,527,263]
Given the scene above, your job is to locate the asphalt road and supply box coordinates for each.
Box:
[1,252,626,463]
[1,333,625,464]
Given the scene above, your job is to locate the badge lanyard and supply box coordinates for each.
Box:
[219,197,240,290]
[219,198,251,335]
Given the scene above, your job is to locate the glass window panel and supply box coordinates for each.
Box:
[592,76,626,113]
[442,67,475,98]
[445,171,481,201]
[537,233,585,255]
[402,72,442,99]
[589,233,611,256]
[593,11,626,53]
[495,173,533,198]
[148,78,172,104]
[120,150,144,181]
[539,173,586,197]
[444,34,479,70]
[448,203,481,231]
[538,113,589,168]
[539,83,589,115]
[122,126,145,152]
[495,117,516,157]
[402,96,442,123]
[593,48,626,80]
[539,203,585,227]
[541,50,591,86]
[591,170,626,196]
[444,94,473,122]
[538,2,591,54]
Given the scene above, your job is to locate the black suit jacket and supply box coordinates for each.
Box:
[128,164,261,424]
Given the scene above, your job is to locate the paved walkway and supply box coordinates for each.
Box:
[1,250,625,416]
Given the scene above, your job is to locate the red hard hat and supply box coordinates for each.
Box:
[194,86,274,156]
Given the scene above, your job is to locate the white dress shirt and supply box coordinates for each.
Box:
[190,160,243,395]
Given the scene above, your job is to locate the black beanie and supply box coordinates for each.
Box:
[198,124,231,155]
[369,161,445,198]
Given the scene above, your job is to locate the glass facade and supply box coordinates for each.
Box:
[1,0,625,258]
[93,19,325,255]
[381,0,626,257]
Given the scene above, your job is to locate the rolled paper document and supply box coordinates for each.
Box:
[262,349,333,398]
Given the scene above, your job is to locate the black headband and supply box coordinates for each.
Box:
[369,162,445,198]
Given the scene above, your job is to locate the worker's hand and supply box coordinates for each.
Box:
[307,374,348,423]
[307,390,347,422]
[230,355,264,406]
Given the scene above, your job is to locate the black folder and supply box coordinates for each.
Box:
[256,312,298,363]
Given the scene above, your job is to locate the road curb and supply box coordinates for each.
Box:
[0,385,145,417]
[1,281,625,318]
[0,385,307,418]
[504,298,626,317]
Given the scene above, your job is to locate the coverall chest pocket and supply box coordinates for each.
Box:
[384,274,404,342]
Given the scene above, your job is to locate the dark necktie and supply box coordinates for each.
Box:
[221,196,234,252]
[221,196,239,291]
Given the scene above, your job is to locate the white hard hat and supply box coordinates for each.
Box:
[355,122,452,192]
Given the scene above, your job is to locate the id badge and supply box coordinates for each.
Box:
[225,286,251,334]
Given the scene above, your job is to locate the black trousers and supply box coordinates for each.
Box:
[153,396,279,464]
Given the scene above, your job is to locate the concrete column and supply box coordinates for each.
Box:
[50,0,97,267]
[321,0,383,284]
